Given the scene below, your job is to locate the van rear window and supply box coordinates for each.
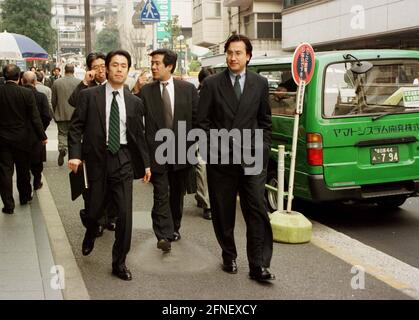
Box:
[324,59,419,118]
[259,68,297,116]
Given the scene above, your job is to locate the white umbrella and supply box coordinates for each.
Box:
[0,31,48,61]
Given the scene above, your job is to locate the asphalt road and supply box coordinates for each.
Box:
[300,198,419,269]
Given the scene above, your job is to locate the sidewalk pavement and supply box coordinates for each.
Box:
[0,182,63,300]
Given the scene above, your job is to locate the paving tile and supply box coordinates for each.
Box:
[0,291,44,300]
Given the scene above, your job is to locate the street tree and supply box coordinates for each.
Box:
[94,26,120,54]
[164,15,182,50]
[0,0,56,54]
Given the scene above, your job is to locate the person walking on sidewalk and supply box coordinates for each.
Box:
[197,34,275,282]
[68,52,117,237]
[22,71,52,190]
[52,64,80,166]
[0,64,48,214]
[68,50,151,281]
[139,49,198,253]
[195,68,214,220]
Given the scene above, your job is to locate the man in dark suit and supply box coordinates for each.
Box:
[68,50,151,281]
[68,52,116,236]
[197,34,275,282]
[0,64,48,214]
[139,49,198,252]
[22,71,52,190]
[48,67,61,87]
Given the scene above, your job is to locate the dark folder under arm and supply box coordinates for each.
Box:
[69,163,88,201]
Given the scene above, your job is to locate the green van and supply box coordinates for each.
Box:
[212,49,419,211]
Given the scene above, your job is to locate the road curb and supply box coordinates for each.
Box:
[311,221,419,300]
[36,176,90,300]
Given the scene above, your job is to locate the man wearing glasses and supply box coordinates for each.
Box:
[68,52,107,108]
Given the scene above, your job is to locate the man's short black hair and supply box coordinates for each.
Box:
[224,33,253,64]
[35,71,44,82]
[150,49,177,74]
[86,52,106,70]
[53,67,61,72]
[105,50,132,69]
[3,64,21,81]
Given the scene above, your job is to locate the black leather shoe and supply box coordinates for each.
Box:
[57,150,66,166]
[82,233,95,256]
[2,207,14,214]
[157,239,171,252]
[222,260,238,274]
[249,267,276,281]
[20,196,33,205]
[106,218,117,231]
[203,209,212,220]
[112,264,132,281]
[34,182,43,190]
[172,232,181,241]
[95,225,104,237]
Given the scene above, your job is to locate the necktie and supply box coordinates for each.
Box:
[108,91,120,154]
[162,82,173,128]
[234,75,241,101]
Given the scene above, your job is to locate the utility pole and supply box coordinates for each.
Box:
[84,0,92,54]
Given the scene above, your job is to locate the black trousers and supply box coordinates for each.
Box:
[151,167,189,240]
[31,162,43,187]
[0,144,31,210]
[84,147,133,267]
[206,164,273,268]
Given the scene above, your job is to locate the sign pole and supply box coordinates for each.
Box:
[270,42,314,244]
[286,80,306,213]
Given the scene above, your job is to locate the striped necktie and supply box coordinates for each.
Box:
[108,91,120,154]
[162,82,173,128]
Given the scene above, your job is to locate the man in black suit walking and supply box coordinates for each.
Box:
[21,71,52,190]
[0,65,48,214]
[139,49,198,252]
[68,52,117,236]
[68,50,151,280]
[197,34,275,282]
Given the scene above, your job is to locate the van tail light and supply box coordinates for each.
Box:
[307,133,323,166]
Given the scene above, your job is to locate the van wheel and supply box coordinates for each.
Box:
[265,169,286,213]
[375,196,407,208]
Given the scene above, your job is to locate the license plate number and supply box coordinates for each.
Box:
[370,146,399,164]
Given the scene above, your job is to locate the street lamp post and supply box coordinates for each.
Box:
[176,34,184,76]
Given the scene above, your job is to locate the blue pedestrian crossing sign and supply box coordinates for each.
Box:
[140,0,160,23]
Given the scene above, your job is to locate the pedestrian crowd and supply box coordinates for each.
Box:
[0,34,275,283]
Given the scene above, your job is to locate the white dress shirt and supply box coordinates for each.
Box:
[105,82,127,145]
[159,76,175,116]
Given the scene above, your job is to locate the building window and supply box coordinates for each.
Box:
[205,0,221,18]
[193,0,203,22]
[256,13,281,40]
[284,0,318,9]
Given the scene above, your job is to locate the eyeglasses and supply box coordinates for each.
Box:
[92,65,106,70]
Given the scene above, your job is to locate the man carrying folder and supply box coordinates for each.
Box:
[68,50,151,281]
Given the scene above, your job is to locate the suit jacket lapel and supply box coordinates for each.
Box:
[96,85,106,133]
[219,69,239,115]
[173,80,182,131]
[124,87,133,123]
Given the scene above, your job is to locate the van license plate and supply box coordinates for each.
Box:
[370,146,399,164]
